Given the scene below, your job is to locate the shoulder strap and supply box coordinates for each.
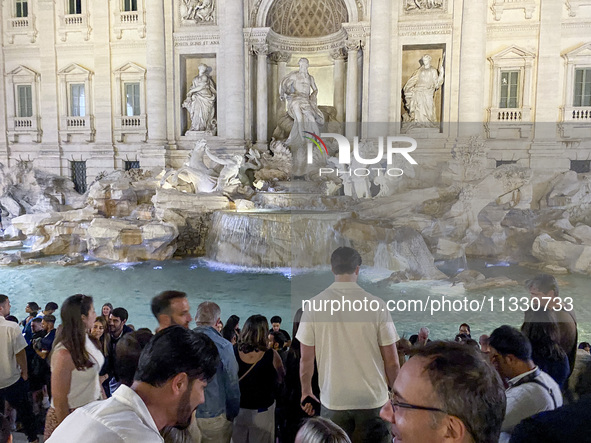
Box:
[238,351,265,382]
[529,379,558,409]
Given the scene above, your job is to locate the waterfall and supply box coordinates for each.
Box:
[206,210,351,268]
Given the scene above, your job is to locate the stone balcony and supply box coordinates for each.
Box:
[6,16,37,43]
[485,107,533,139]
[58,13,91,41]
[559,106,591,138]
[114,115,147,142]
[7,116,41,143]
[60,115,95,142]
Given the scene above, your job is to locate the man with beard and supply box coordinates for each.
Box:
[106,307,133,395]
[151,290,192,332]
[46,326,219,442]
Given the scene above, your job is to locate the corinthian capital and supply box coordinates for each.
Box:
[252,43,269,56]
[330,48,348,61]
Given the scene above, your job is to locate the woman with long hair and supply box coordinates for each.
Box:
[522,309,570,388]
[90,316,110,357]
[44,294,104,439]
[233,314,284,443]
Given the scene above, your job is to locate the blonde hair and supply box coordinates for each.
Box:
[296,417,352,443]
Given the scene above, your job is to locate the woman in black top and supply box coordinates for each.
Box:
[233,314,284,443]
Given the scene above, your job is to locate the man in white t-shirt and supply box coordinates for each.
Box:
[0,294,39,443]
[297,247,400,443]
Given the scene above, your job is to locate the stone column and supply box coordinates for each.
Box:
[331,49,347,123]
[532,0,562,150]
[457,0,487,137]
[254,43,269,148]
[37,0,61,173]
[269,52,282,138]
[367,0,391,131]
[89,0,114,179]
[0,13,8,164]
[345,40,362,138]
[219,0,245,140]
[144,0,167,144]
[276,52,290,117]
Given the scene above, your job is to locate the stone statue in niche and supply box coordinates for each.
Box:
[402,53,445,127]
[183,64,217,134]
[182,0,215,22]
[405,0,444,10]
[279,58,325,148]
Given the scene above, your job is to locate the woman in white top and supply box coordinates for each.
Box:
[44,294,104,439]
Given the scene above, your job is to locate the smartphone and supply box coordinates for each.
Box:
[301,395,321,416]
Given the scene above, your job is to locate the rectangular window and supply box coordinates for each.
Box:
[17,85,33,118]
[16,0,28,17]
[574,68,591,107]
[124,161,140,171]
[68,0,82,14]
[500,71,519,108]
[123,0,138,11]
[71,161,87,194]
[124,82,140,116]
[69,84,86,116]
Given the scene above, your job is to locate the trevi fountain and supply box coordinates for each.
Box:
[0,0,590,339]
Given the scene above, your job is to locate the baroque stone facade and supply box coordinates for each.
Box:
[0,0,590,191]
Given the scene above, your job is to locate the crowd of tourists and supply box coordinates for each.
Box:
[0,247,590,443]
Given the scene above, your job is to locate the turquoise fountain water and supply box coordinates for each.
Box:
[1,258,589,341]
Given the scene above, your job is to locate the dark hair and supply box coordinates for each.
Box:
[135,326,218,386]
[459,323,471,334]
[44,302,58,312]
[93,316,110,356]
[53,294,95,370]
[27,301,40,315]
[0,413,10,443]
[223,315,240,337]
[5,315,18,323]
[43,314,56,324]
[525,274,559,297]
[0,294,7,305]
[270,316,282,324]
[330,247,362,275]
[102,303,113,311]
[579,342,591,350]
[489,325,532,361]
[151,290,187,319]
[521,311,566,362]
[289,308,304,357]
[116,329,154,387]
[270,330,286,349]
[222,327,237,343]
[238,314,269,353]
[411,342,506,443]
[111,307,129,322]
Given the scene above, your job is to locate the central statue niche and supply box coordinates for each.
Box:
[278,57,325,148]
[262,0,350,176]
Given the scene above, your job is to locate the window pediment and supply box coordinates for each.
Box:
[58,63,92,77]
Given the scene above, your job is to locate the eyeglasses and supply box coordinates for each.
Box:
[389,394,447,414]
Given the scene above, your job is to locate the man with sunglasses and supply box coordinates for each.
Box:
[380,341,505,443]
